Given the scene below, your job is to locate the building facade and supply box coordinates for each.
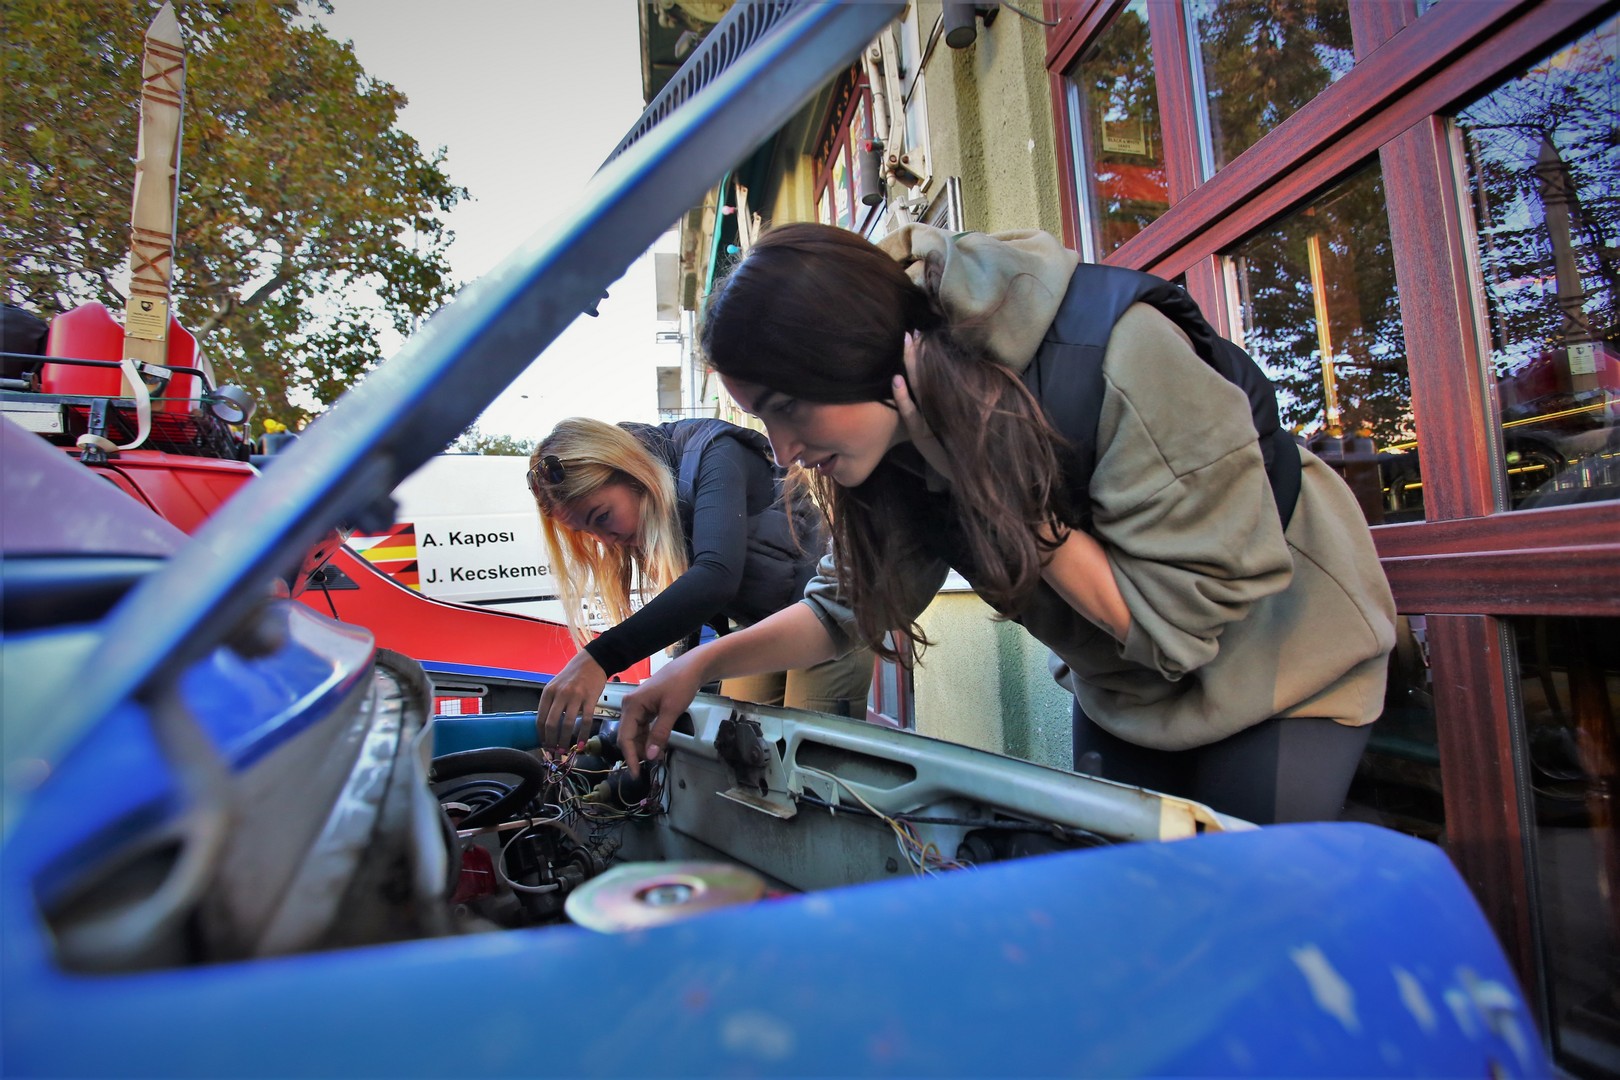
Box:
[641,2,1618,1070]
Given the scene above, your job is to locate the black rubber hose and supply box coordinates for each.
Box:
[437,802,464,897]
[430,748,548,830]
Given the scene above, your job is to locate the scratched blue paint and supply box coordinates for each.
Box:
[2,808,1546,1077]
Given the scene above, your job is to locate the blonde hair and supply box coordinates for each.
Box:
[528,419,688,647]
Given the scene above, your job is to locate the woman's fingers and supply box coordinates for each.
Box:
[618,655,705,778]
[894,335,952,478]
[892,373,930,442]
[537,682,561,745]
[894,335,922,416]
[537,687,575,746]
[902,330,921,379]
[617,696,651,779]
[539,691,588,746]
[536,653,608,746]
[892,372,916,420]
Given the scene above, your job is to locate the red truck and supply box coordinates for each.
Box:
[1,299,646,712]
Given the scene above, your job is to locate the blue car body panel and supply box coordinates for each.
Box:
[4,821,1539,1077]
[8,606,375,890]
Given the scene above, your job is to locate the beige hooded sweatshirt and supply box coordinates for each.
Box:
[799,225,1397,751]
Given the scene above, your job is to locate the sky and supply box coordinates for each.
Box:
[312,0,677,441]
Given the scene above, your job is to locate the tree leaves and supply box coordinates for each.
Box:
[1,0,466,430]
[450,424,537,457]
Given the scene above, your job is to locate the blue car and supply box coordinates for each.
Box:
[0,3,1547,1075]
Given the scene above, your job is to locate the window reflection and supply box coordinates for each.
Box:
[832,148,851,230]
[1512,615,1619,1077]
[1187,0,1355,173]
[1456,18,1619,510]
[1343,616,1444,842]
[1227,165,1414,524]
[1065,0,1168,257]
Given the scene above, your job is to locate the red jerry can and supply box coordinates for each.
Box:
[40,302,124,397]
[40,301,200,411]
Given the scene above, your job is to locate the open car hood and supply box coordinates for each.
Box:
[31,2,906,781]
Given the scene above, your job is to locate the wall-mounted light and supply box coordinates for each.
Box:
[859,139,885,206]
[943,2,998,49]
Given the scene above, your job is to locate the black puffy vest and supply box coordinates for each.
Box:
[622,418,822,640]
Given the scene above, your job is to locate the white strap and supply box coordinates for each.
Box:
[74,357,153,456]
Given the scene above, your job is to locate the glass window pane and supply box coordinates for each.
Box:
[1511,615,1619,1077]
[1065,0,1168,258]
[833,145,851,230]
[850,96,883,235]
[1189,0,1355,173]
[1343,617,1445,842]
[851,103,870,217]
[1456,18,1620,511]
[863,201,891,242]
[1228,165,1416,524]
[904,72,930,175]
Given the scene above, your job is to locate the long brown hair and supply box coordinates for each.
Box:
[701,223,1071,666]
[527,418,687,647]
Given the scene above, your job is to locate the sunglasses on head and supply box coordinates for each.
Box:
[527,454,566,494]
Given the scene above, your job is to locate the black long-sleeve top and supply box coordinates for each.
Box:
[582,430,812,677]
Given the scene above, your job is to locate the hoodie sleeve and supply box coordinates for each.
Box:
[1088,304,1295,680]
[800,547,949,657]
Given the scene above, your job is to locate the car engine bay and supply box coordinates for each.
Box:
[36,636,1243,972]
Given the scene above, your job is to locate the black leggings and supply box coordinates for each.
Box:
[1071,703,1372,825]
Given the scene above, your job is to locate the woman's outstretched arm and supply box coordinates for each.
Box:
[617,603,838,776]
[541,438,757,747]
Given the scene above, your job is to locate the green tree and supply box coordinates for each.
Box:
[1,0,465,429]
[1189,0,1355,169]
[1457,21,1619,381]
[1180,4,1403,442]
[1078,2,1167,255]
[451,424,536,457]
[1235,166,1412,446]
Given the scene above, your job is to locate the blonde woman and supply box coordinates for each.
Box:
[528,416,872,745]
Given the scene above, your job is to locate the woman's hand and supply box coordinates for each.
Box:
[617,649,712,778]
[893,333,953,480]
[616,604,840,777]
[537,650,609,747]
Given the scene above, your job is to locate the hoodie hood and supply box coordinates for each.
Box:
[876,225,1079,374]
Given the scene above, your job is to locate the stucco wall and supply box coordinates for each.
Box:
[916,0,1064,236]
[912,590,1075,771]
[904,5,1073,770]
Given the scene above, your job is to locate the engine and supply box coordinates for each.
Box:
[432,725,656,928]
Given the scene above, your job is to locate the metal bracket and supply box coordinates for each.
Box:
[715,711,772,796]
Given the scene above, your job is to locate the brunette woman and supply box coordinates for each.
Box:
[529,416,871,745]
[617,223,1397,825]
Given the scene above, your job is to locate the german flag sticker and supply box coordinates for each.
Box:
[348,523,422,590]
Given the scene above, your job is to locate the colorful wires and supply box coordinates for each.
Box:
[798,767,968,876]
